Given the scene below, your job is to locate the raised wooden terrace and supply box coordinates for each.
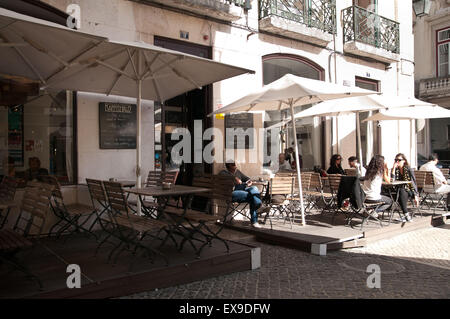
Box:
[0,229,259,299]
[224,210,448,255]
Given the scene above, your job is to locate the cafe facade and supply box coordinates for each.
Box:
[1,0,417,190]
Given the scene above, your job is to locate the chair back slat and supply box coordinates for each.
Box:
[14,183,53,237]
[414,170,427,189]
[270,176,293,195]
[345,168,357,176]
[103,181,129,213]
[327,174,342,193]
[86,179,108,203]
[424,171,435,186]
[309,172,322,190]
[293,173,311,191]
[440,168,449,180]
[0,176,18,202]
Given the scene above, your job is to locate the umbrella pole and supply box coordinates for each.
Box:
[136,78,142,216]
[356,111,363,169]
[289,100,306,226]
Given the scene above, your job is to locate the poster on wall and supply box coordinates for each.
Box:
[8,105,24,167]
[99,102,137,149]
[225,113,254,149]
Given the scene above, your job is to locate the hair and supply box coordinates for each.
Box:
[395,153,410,167]
[348,156,358,163]
[365,155,385,181]
[225,162,236,170]
[329,154,342,167]
[428,153,438,161]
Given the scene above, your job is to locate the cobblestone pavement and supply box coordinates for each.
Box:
[123,225,450,299]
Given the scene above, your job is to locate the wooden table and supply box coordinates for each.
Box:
[126,185,210,218]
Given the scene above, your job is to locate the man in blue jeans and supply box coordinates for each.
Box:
[219,162,262,228]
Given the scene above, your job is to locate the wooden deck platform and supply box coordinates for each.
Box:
[0,230,259,299]
[225,210,446,256]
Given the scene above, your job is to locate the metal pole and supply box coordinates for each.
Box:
[356,111,363,167]
[289,99,306,226]
[136,53,142,216]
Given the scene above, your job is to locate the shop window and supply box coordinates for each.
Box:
[355,76,380,166]
[262,54,325,170]
[0,90,75,185]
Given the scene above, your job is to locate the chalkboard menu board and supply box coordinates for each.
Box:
[99,102,136,149]
[225,113,254,149]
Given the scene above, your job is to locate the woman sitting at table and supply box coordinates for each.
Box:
[326,154,346,175]
[362,155,392,216]
[390,153,419,222]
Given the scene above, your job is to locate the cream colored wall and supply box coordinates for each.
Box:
[76,92,154,184]
[41,0,416,171]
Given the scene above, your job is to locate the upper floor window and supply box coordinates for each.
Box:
[437,27,450,77]
[262,54,324,85]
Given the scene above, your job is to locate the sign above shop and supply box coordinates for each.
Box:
[99,102,136,149]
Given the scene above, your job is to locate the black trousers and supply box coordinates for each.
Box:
[398,188,414,215]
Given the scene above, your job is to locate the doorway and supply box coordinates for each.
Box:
[153,36,213,185]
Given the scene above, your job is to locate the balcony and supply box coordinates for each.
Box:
[259,0,336,47]
[419,77,450,101]
[143,0,247,21]
[342,6,400,63]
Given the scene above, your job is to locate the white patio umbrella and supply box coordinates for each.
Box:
[282,95,434,166]
[209,74,376,226]
[0,8,254,213]
[361,104,450,121]
[362,104,450,167]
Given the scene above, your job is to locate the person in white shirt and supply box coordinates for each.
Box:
[419,153,450,208]
[277,153,293,172]
[361,155,392,216]
[348,156,366,176]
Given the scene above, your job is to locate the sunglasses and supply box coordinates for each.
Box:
[336,158,342,160]
[395,158,404,162]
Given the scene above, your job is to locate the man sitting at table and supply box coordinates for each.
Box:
[219,161,262,228]
[419,153,450,209]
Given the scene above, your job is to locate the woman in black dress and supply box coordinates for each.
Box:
[327,154,346,175]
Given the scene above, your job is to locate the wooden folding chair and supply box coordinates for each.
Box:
[0,182,53,290]
[163,175,235,257]
[263,175,294,228]
[0,176,18,229]
[103,181,175,267]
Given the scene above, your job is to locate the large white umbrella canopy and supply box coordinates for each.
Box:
[280,94,435,164]
[291,94,431,119]
[362,104,450,121]
[0,8,254,214]
[210,74,376,115]
[209,74,376,226]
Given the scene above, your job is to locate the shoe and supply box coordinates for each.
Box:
[251,222,262,228]
[404,213,412,222]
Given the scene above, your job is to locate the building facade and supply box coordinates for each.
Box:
[1,0,416,187]
[414,0,450,166]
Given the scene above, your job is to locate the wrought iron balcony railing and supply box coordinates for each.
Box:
[259,0,336,34]
[343,5,400,54]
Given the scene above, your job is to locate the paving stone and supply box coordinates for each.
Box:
[122,226,450,299]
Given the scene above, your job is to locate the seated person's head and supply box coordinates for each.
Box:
[330,154,342,167]
[225,161,237,172]
[428,153,439,164]
[279,153,286,163]
[28,157,42,171]
[348,156,358,168]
